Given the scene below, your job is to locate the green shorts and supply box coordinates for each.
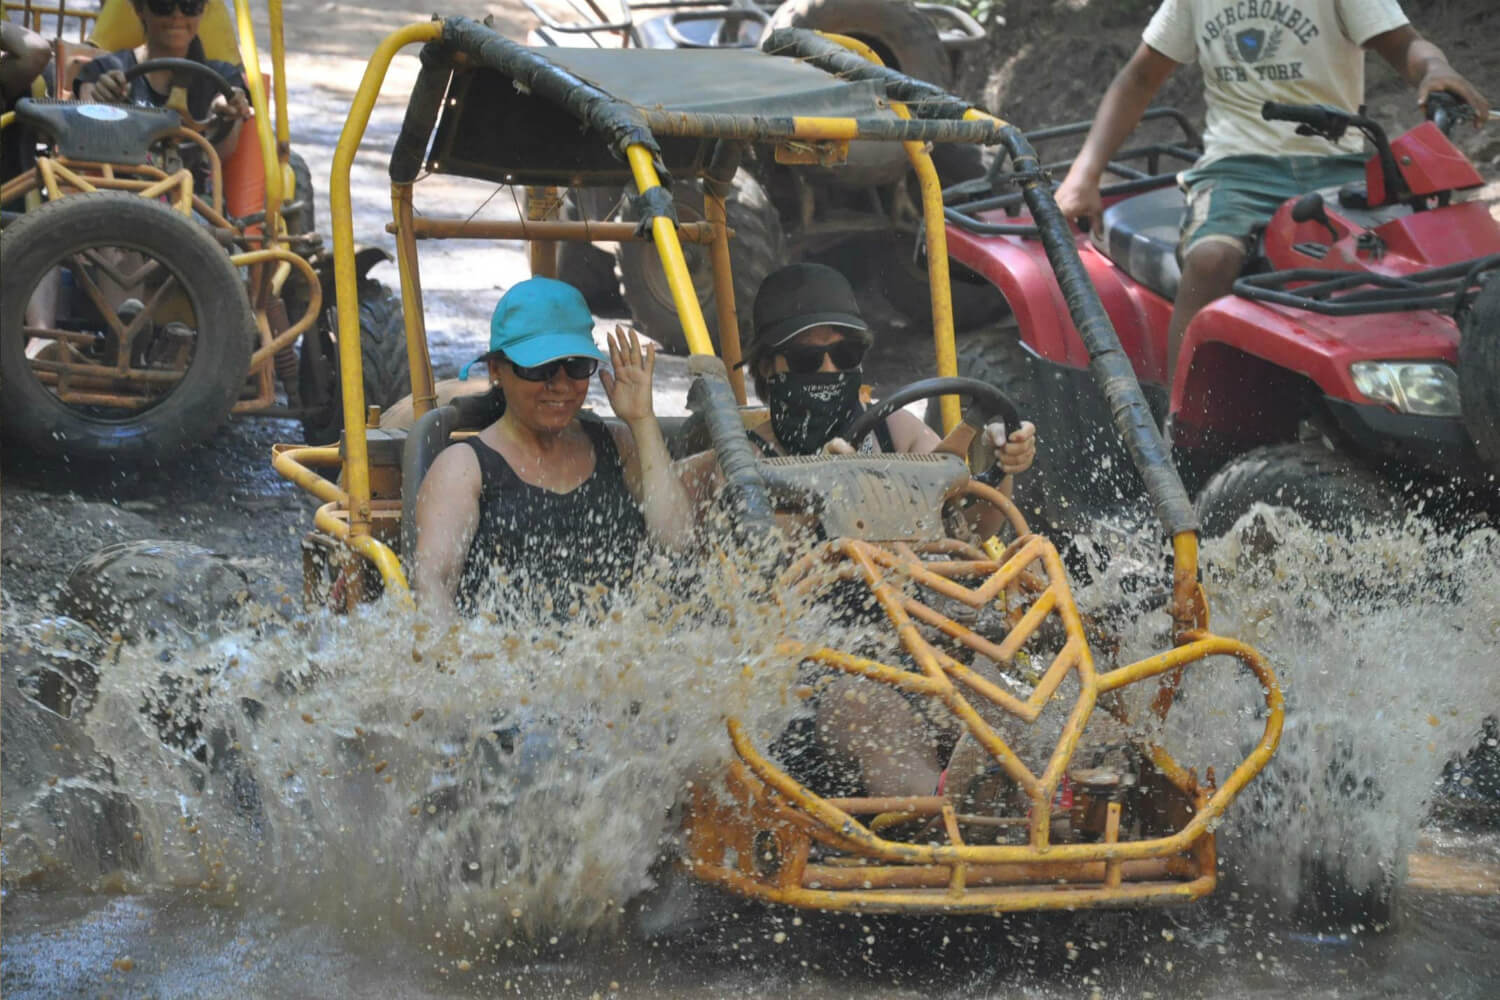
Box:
[1179,153,1367,253]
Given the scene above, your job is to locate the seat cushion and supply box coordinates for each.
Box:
[1098,185,1186,302]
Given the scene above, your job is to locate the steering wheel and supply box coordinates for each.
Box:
[122,58,240,145]
[841,375,1022,482]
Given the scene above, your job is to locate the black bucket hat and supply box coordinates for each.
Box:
[750,262,871,353]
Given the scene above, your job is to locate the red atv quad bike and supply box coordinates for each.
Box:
[938,95,1499,539]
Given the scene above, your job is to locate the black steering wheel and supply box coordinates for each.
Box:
[122,58,240,145]
[842,376,1022,481]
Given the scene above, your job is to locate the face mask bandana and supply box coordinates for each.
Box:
[766,370,863,456]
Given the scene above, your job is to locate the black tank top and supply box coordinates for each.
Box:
[456,418,647,618]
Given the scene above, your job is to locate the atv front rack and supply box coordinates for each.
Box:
[684,482,1283,914]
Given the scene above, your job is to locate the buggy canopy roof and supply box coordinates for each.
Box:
[389,18,1005,188]
[421,45,901,186]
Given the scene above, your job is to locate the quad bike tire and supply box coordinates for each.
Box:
[0,191,254,460]
[1195,442,1402,539]
[1458,275,1500,475]
[556,190,624,314]
[298,279,412,445]
[617,172,783,355]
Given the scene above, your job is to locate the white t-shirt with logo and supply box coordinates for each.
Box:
[1144,0,1408,165]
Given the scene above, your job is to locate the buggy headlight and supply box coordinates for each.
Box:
[1349,361,1461,417]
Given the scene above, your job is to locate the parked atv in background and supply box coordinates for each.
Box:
[0,0,408,460]
[940,96,1500,539]
[522,0,1004,350]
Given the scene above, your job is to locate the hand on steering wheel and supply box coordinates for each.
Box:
[120,58,243,144]
[981,420,1036,478]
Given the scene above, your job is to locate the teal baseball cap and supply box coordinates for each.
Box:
[459,277,606,379]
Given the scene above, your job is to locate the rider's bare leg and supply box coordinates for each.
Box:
[1167,239,1245,381]
[816,676,941,798]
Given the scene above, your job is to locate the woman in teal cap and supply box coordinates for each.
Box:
[413,278,694,618]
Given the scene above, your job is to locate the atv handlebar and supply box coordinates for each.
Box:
[1424,90,1475,135]
[1260,100,1354,138]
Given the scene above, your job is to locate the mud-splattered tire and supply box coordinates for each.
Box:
[0,192,254,460]
[299,279,411,445]
[1195,442,1401,539]
[1458,275,1500,475]
[617,173,783,354]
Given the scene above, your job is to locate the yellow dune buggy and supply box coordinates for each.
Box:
[0,0,405,459]
[275,16,1284,915]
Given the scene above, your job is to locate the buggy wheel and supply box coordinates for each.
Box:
[1195,442,1402,541]
[0,191,254,460]
[556,190,624,313]
[617,172,783,354]
[299,279,411,445]
[1458,275,1500,475]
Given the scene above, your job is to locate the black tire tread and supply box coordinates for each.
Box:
[1458,276,1500,474]
[1195,442,1400,537]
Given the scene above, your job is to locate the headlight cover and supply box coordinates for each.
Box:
[1349,361,1461,417]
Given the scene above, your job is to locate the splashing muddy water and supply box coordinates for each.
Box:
[4,510,1499,996]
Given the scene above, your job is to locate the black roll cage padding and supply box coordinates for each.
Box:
[391,17,666,186]
[390,38,456,184]
[761,27,970,121]
[630,184,679,237]
[687,356,777,539]
[842,376,1020,451]
[996,128,1200,537]
[1233,254,1500,317]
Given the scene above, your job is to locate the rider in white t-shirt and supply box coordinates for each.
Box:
[1053,0,1488,386]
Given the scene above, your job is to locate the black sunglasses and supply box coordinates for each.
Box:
[144,0,207,16]
[508,356,599,382]
[778,340,867,375]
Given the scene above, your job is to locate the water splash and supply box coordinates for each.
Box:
[1076,506,1500,917]
[5,507,1496,943]
[7,546,814,947]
